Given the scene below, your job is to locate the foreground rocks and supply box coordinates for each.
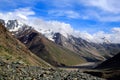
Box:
[0,60,106,80]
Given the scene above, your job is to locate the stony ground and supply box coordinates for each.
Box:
[0,60,106,80]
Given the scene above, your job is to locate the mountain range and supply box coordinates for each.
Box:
[0,19,86,67]
[0,19,120,80]
[1,19,120,60]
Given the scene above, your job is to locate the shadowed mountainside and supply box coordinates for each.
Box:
[16,28,86,67]
[96,52,120,69]
[85,52,120,80]
[0,23,51,67]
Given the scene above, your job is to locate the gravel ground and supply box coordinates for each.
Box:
[0,60,106,80]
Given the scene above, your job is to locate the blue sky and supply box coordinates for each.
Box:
[0,0,120,34]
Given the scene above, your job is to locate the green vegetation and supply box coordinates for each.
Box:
[43,39,86,66]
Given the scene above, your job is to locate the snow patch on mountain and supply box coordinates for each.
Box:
[38,29,55,41]
[7,20,24,32]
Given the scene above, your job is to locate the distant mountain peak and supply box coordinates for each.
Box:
[6,19,26,32]
[7,20,18,30]
[0,22,7,33]
[0,19,5,26]
[101,37,111,44]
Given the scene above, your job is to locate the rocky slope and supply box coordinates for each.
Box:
[0,22,50,67]
[0,59,106,80]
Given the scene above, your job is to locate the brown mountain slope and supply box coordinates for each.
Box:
[16,28,86,67]
[0,23,51,67]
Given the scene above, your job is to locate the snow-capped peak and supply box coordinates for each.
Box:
[6,20,24,32]
[37,28,55,41]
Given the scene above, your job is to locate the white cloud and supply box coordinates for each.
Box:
[0,8,79,38]
[48,10,80,19]
[80,9,120,22]
[46,0,120,22]
[41,0,120,14]
[0,7,120,43]
[85,28,120,43]
[25,18,74,37]
[1,0,120,22]
[81,0,120,14]
[71,27,120,43]
[0,7,35,21]
[0,8,74,37]
[47,21,74,36]
[42,0,75,8]
[112,27,120,33]
[75,0,120,22]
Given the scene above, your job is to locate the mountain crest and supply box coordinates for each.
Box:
[7,20,18,30]
[0,23,7,33]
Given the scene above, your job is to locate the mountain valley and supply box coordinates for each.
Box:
[0,19,120,80]
[0,20,107,80]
